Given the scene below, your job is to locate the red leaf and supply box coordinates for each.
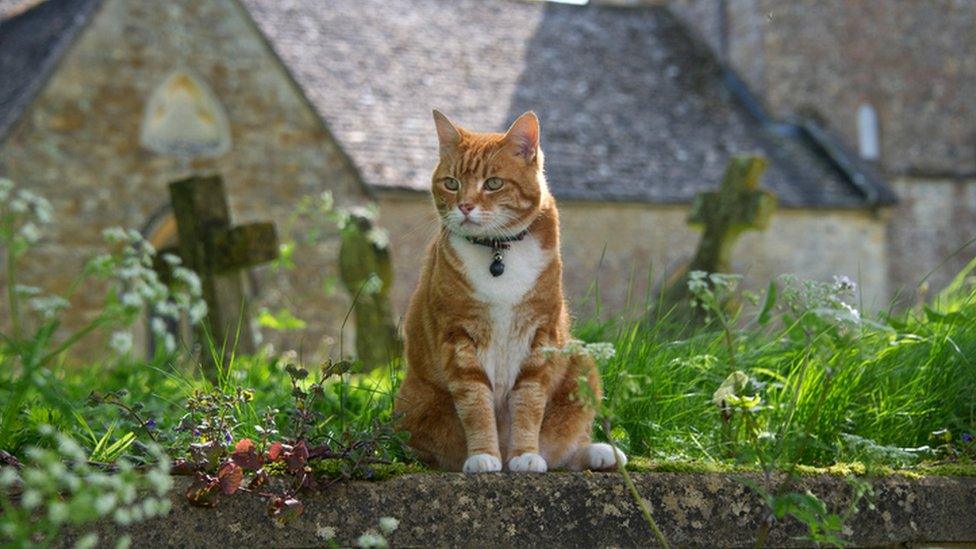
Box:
[186,473,220,507]
[217,462,243,495]
[171,458,199,476]
[234,439,255,454]
[231,439,264,471]
[267,442,284,461]
[189,441,224,469]
[284,441,309,473]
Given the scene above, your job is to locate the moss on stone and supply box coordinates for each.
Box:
[309,459,428,480]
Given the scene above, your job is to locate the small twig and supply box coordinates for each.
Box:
[100,395,160,444]
[0,449,22,469]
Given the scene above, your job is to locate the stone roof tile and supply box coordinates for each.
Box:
[241,0,884,208]
[0,0,99,141]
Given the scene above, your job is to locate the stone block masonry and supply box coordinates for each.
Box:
[72,472,976,547]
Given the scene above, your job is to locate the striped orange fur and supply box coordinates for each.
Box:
[393,110,626,473]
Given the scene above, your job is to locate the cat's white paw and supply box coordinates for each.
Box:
[463,453,502,473]
[587,443,627,470]
[508,452,548,473]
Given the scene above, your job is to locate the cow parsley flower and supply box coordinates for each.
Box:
[356,533,388,548]
[585,342,616,363]
[316,525,337,541]
[28,295,70,319]
[367,227,390,249]
[109,331,134,354]
[19,222,41,243]
[361,272,384,295]
[378,517,399,535]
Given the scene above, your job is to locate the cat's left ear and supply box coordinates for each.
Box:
[503,111,540,164]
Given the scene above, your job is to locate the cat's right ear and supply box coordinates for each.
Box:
[433,109,461,156]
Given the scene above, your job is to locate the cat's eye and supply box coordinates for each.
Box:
[484,177,504,191]
[443,177,460,191]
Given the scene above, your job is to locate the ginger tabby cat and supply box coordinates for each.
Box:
[394,110,626,473]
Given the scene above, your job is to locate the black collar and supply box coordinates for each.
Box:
[464,229,529,250]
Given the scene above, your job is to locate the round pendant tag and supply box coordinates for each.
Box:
[489,258,505,277]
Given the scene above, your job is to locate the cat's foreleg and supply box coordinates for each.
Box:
[507,341,553,473]
[445,337,502,473]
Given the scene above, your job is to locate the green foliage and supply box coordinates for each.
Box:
[586,268,976,546]
[0,428,172,547]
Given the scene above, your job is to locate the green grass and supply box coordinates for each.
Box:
[582,270,976,473]
[2,270,974,477]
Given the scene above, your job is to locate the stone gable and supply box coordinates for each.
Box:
[0,0,370,359]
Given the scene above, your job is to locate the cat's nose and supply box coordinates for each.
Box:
[458,203,475,216]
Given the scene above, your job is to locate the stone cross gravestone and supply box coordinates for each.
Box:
[660,156,776,309]
[168,175,278,376]
[338,209,401,370]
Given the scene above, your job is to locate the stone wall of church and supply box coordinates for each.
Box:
[0,0,369,360]
[670,0,976,302]
[887,178,976,303]
[670,0,976,176]
[377,192,889,323]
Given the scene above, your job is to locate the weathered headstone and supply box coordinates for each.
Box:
[338,209,401,370]
[660,156,776,310]
[168,175,278,376]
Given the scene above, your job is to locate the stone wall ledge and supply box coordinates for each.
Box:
[74,472,976,548]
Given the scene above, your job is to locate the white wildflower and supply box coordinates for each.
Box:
[0,178,13,201]
[47,501,69,524]
[709,272,742,292]
[9,197,27,213]
[74,533,99,549]
[316,525,337,541]
[150,317,167,337]
[0,467,20,488]
[32,197,52,224]
[833,275,856,293]
[28,295,70,318]
[188,300,207,324]
[114,507,132,526]
[19,221,41,243]
[687,270,709,294]
[585,342,616,363]
[163,332,176,353]
[378,517,399,535]
[361,273,383,295]
[318,191,335,212]
[356,533,388,548]
[56,433,86,463]
[13,285,41,297]
[153,299,178,320]
[121,292,143,309]
[109,331,133,354]
[162,253,181,266]
[94,493,118,516]
[146,468,172,495]
[20,489,42,510]
[102,227,128,243]
[367,227,390,249]
[173,267,202,296]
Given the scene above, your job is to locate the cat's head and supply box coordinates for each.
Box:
[430,110,547,238]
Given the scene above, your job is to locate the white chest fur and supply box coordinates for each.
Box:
[449,234,549,406]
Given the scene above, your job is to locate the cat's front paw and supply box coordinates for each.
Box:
[508,452,548,473]
[587,443,627,471]
[463,453,502,473]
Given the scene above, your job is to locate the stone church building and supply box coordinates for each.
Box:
[0,0,970,357]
